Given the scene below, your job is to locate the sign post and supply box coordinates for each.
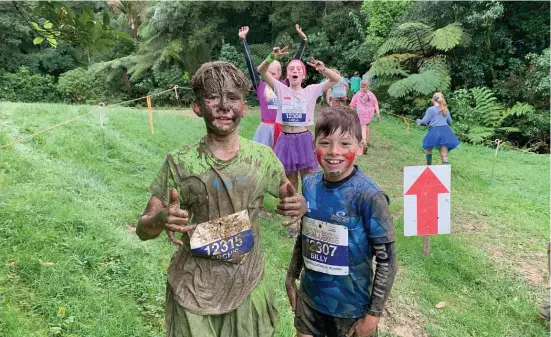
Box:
[404,165,451,255]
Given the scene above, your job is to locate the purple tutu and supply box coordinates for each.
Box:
[274,131,319,174]
[253,122,275,148]
[422,125,460,150]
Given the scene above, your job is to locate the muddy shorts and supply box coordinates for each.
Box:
[294,295,378,337]
[166,280,278,337]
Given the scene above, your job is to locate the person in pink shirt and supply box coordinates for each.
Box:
[349,80,380,153]
[258,46,341,237]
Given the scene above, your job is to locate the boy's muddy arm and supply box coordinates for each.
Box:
[136,189,195,245]
[285,233,303,312]
[346,241,397,337]
[367,241,397,316]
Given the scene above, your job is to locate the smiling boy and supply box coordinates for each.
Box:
[285,105,397,337]
[136,61,306,337]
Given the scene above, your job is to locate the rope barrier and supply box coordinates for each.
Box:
[0,86,182,149]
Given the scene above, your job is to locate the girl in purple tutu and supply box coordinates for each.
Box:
[416,92,460,165]
[259,49,341,236]
[238,25,307,149]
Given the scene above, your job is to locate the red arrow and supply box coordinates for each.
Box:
[405,167,449,235]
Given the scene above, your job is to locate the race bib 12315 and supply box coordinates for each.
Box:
[189,210,254,264]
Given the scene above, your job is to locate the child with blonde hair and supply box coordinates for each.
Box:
[416,92,460,165]
[349,79,380,153]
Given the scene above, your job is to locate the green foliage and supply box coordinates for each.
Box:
[0,66,59,103]
[218,43,246,73]
[57,68,97,103]
[26,1,132,56]
[369,22,467,98]
[448,86,547,150]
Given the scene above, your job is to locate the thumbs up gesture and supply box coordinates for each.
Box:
[276,182,306,226]
[164,188,195,245]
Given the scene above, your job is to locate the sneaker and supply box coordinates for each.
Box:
[258,207,271,219]
[539,302,550,321]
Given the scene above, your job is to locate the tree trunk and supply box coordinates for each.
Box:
[121,67,132,96]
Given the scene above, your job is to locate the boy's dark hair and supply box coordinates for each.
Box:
[315,106,362,143]
[191,61,250,99]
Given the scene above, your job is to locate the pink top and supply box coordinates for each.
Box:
[350,90,379,124]
[273,81,323,127]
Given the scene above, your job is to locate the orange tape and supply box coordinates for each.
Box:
[146,96,154,134]
[402,115,410,134]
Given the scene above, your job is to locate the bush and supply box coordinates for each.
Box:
[57,68,98,104]
[0,66,60,103]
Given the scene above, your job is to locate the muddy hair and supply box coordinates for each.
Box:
[191,61,250,99]
[315,105,362,143]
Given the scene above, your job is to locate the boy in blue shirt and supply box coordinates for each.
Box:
[285,105,397,337]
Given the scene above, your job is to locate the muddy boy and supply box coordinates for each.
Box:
[136,61,306,337]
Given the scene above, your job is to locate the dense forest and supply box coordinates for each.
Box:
[0,1,549,152]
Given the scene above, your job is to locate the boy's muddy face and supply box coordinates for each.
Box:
[315,129,363,182]
[192,89,247,136]
[286,60,305,86]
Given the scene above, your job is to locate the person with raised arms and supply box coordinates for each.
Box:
[258,46,342,237]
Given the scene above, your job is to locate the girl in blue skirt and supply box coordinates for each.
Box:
[416,92,460,165]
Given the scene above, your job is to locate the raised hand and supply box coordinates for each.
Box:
[295,24,307,41]
[307,57,326,73]
[276,182,306,225]
[165,188,195,245]
[238,26,249,40]
[271,46,289,58]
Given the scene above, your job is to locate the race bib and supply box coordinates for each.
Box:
[281,96,307,124]
[267,97,278,110]
[189,210,254,264]
[302,217,349,275]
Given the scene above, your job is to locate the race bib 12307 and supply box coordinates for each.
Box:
[302,216,349,275]
[189,210,254,264]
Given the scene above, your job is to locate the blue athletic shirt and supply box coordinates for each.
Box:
[298,167,395,318]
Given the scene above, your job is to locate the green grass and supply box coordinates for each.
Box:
[0,102,548,337]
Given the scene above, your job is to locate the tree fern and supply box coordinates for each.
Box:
[387,69,448,97]
[429,23,470,51]
[467,126,495,144]
[366,54,414,77]
[471,87,502,127]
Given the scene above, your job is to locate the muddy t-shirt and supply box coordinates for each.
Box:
[149,136,286,315]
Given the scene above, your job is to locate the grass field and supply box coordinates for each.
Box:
[0,102,549,337]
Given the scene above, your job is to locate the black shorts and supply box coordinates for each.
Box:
[294,296,378,337]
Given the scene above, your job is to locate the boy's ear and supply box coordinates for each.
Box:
[191,102,202,117]
[357,140,366,156]
[241,100,248,117]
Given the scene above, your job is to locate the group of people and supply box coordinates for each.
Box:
[135,24,460,337]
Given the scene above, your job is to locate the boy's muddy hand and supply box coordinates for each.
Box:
[238,26,249,40]
[164,188,195,246]
[346,315,379,337]
[271,46,289,58]
[307,57,326,72]
[276,183,306,224]
[285,277,298,312]
[295,24,307,41]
